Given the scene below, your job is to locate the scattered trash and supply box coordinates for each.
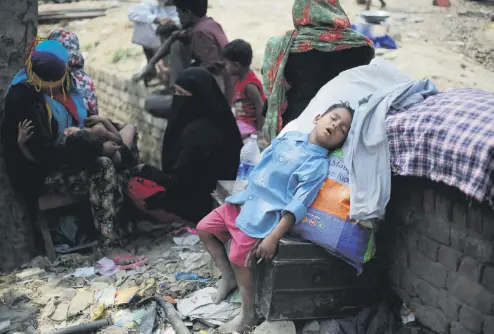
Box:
[173,233,200,247]
[91,304,106,320]
[68,290,94,317]
[71,267,96,278]
[137,278,157,297]
[177,287,241,326]
[49,318,112,334]
[27,256,52,270]
[253,320,296,334]
[228,290,241,304]
[56,241,99,254]
[164,296,177,304]
[16,268,45,280]
[98,258,119,277]
[51,302,70,321]
[114,255,149,270]
[180,252,212,272]
[372,35,397,49]
[401,303,416,324]
[113,301,156,331]
[114,287,139,305]
[0,320,11,333]
[95,286,117,307]
[175,273,211,283]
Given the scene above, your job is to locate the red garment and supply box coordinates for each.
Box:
[233,71,266,129]
[191,16,228,73]
[197,203,258,267]
[53,92,79,123]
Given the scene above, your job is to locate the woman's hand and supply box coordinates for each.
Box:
[255,236,278,261]
[85,115,106,128]
[102,141,121,158]
[18,120,34,145]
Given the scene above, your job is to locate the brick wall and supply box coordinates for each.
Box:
[86,65,166,168]
[381,177,494,334]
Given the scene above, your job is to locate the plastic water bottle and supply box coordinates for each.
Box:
[236,134,261,180]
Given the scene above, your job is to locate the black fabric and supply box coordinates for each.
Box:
[158,67,242,222]
[283,45,374,126]
[1,83,75,203]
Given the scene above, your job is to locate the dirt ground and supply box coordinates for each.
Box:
[1,1,493,333]
[38,0,494,91]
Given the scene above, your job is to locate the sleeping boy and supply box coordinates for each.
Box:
[197,102,354,333]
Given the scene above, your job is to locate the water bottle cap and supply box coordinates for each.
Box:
[250,134,258,140]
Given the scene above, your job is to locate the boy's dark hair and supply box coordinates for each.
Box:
[322,101,355,118]
[175,0,208,17]
[222,39,253,67]
[64,130,106,166]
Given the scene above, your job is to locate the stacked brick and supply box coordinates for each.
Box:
[381,177,494,334]
[86,66,167,168]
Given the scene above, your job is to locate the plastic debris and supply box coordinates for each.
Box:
[137,278,157,297]
[95,286,117,306]
[114,287,139,305]
[401,303,416,324]
[72,267,96,278]
[175,273,211,283]
[0,320,11,333]
[177,287,240,326]
[113,301,156,331]
[173,233,200,247]
[98,257,119,277]
[91,304,105,320]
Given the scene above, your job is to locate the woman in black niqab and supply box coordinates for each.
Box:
[140,67,242,223]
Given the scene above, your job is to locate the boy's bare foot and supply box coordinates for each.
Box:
[213,275,237,304]
[218,310,258,333]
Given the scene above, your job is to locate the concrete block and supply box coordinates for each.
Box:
[459,304,484,333]
[438,289,461,320]
[465,235,494,263]
[467,202,483,236]
[412,301,450,333]
[450,227,467,252]
[482,208,494,240]
[436,193,452,221]
[447,272,494,315]
[418,236,440,261]
[482,266,494,294]
[410,251,448,289]
[438,246,461,271]
[416,278,439,307]
[450,321,476,334]
[459,256,483,283]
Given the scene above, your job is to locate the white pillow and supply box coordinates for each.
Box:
[279,58,412,136]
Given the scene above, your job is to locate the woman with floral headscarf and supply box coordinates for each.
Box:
[262,0,374,141]
[48,29,99,116]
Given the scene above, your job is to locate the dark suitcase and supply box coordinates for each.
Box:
[213,181,381,321]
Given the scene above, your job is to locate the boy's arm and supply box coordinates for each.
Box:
[256,212,295,260]
[245,83,265,131]
[256,159,328,260]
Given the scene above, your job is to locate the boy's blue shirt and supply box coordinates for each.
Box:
[226,131,329,238]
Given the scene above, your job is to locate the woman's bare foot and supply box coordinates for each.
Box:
[213,275,238,304]
[218,310,258,333]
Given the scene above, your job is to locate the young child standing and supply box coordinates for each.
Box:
[197,103,354,333]
[222,39,266,139]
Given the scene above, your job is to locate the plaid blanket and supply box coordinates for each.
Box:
[386,88,494,205]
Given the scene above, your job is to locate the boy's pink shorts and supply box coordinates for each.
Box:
[197,203,258,267]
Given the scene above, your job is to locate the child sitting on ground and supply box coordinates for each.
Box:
[17,115,138,169]
[222,39,266,140]
[197,102,354,333]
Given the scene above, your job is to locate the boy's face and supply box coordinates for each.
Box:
[313,107,352,149]
[177,8,195,28]
[224,59,240,76]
